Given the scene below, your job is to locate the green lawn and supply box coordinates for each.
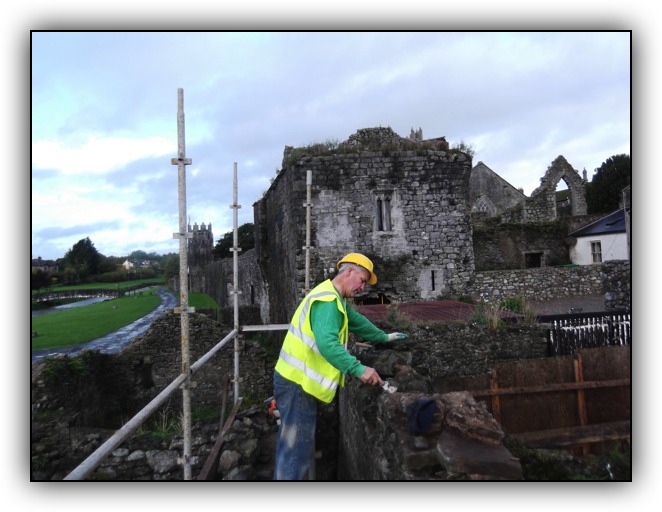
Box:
[31,289,220,351]
[31,290,162,350]
[188,292,220,310]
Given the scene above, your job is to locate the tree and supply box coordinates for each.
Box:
[31,269,51,292]
[62,237,102,281]
[162,253,179,283]
[127,250,149,264]
[98,254,118,274]
[213,223,255,259]
[586,154,631,214]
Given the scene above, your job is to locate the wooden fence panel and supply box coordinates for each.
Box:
[435,346,631,451]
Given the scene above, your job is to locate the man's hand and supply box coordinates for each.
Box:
[387,332,409,342]
[360,367,383,386]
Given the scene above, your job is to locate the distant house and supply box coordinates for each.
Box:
[122,259,134,270]
[565,208,628,265]
[31,257,58,273]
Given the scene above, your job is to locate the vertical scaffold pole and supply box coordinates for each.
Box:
[230,162,242,401]
[171,88,194,480]
[303,170,313,295]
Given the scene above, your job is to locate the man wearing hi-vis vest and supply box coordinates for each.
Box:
[273,253,409,480]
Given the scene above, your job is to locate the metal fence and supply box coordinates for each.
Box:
[541,311,631,356]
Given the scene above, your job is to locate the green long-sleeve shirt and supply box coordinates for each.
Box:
[310,290,388,379]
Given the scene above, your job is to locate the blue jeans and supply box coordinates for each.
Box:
[273,371,318,480]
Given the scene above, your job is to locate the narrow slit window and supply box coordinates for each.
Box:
[431,270,436,291]
[376,198,384,231]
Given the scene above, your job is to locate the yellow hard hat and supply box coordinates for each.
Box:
[336,253,377,285]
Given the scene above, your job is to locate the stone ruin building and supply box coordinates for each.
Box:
[469,155,591,271]
[251,126,475,324]
[471,155,588,222]
[192,127,620,323]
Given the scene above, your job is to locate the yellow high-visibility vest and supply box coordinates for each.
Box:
[274,280,348,403]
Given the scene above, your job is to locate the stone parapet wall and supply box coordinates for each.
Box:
[468,265,603,302]
[602,260,631,311]
[338,322,548,480]
[467,260,630,312]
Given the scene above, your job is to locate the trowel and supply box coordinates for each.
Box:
[381,381,397,393]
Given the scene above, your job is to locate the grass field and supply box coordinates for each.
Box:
[31,288,220,351]
[31,290,162,350]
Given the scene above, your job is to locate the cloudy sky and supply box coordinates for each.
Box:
[30,31,630,261]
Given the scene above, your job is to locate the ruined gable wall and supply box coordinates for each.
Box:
[504,155,587,223]
[470,161,526,216]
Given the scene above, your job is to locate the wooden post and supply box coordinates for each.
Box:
[574,354,590,455]
[490,368,502,426]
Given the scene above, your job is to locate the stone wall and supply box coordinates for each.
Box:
[469,265,602,302]
[472,219,573,270]
[339,388,522,480]
[467,260,630,311]
[202,249,271,324]
[337,321,548,480]
[121,312,276,408]
[602,260,631,311]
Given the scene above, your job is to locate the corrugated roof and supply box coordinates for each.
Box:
[568,208,625,237]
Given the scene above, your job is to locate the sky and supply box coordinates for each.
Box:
[31,30,631,261]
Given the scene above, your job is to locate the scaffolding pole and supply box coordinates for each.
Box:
[230,162,242,402]
[303,169,313,295]
[171,88,194,480]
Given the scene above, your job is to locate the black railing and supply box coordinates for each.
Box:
[540,311,631,356]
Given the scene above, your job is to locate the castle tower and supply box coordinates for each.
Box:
[188,222,213,293]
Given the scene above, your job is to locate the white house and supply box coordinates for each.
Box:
[566,208,628,265]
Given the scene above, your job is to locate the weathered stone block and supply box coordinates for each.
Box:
[437,430,522,480]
